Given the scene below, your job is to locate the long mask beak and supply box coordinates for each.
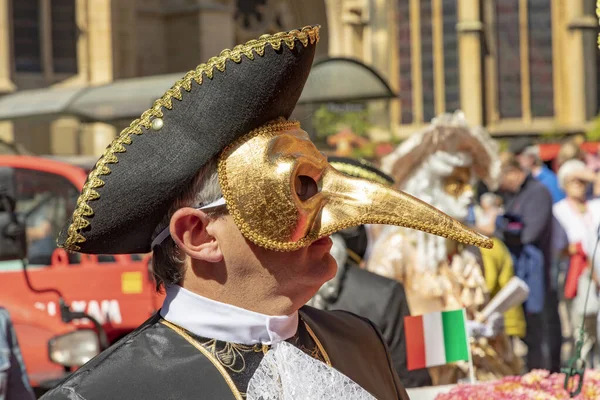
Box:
[317,167,493,249]
[219,120,493,251]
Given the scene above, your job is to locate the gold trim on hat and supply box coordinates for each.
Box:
[62,26,320,251]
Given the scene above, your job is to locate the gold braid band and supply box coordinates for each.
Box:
[63,26,320,251]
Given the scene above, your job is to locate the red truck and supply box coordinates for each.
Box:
[0,155,164,394]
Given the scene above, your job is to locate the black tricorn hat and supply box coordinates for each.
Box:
[328,156,394,186]
[59,26,320,254]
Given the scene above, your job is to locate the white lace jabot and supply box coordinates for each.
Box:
[159,285,298,345]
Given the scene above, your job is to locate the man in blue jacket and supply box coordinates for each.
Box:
[499,155,561,372]
[511,139,565,204]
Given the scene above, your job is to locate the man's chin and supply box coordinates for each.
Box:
[321,253,338,281]
[308,236,334,260]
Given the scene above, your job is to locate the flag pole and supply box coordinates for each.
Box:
[463,308,476,385]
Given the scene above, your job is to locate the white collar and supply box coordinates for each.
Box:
[160,285,299,345]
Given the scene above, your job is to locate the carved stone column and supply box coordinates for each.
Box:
[457,0,483,126]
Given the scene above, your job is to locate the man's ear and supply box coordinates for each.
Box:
[170,208,223,263]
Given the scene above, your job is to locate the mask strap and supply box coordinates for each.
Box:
[150,197,227,249]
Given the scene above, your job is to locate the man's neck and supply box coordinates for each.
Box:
[181,272,308,316]
[160,285,300,345]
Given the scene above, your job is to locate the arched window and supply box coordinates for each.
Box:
[397,0,413,124]
[12,0,41,72]
[12,0,77,76]
[396,0,461,125]
[420,0,435,123]
[495,0,522,118]
[528,0,554,117]
[442,1,460,114]
[51,0,78,73]
[494,0,554,120]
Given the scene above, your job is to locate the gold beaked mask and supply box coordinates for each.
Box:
[219,120,492,251]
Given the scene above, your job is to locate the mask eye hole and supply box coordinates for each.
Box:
[295,175,319,201]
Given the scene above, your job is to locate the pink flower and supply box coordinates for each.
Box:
[435,370,600,400]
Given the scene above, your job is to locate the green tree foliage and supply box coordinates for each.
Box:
[351,142,376,159]
[312,104,370,139]
[586,115,600,142]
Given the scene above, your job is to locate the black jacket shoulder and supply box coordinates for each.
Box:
[332,266,404,328]
[41,313,233,400]
[324,267,433,388]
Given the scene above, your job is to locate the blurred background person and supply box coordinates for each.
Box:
[0,308,35,400]
[368,112,521,383]
[498,154,559,371]
[557,140,586,171]
[510,138,564,204]
[308,156,432,388]
[475,192,504,237]
[471,194,526,343]
[554,160,600,366]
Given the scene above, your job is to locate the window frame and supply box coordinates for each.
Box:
[483,0,556,127]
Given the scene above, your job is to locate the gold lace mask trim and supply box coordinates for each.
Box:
[62,26,320,251]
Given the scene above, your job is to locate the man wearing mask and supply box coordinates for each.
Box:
[308,156,433,388]
[42,26,490,399]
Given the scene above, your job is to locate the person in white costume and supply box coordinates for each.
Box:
[367,111,521,383]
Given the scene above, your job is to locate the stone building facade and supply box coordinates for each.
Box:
[0,0,327,156]
[0,0,599,155]
[325,0,600,139]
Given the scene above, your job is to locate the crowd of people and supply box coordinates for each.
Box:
[312,113,600,389]
[492,136,600,372]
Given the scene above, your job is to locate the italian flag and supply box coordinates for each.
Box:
[404,309,470,370]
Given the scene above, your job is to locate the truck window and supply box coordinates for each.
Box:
[14,169,79,266]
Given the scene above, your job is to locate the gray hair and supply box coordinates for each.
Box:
[522,145,542,165]
[557,159,587,190]
[151,157,224,291]
[480,192,501,208]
